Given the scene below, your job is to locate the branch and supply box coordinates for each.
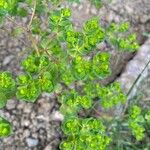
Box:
[28,0,37,29]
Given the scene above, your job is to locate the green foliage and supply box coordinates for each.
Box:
[0,72,16,92]
[59,89,93,116]
[0,72,16,108]
[0,117,12,137]
[49,8,73,41]
[97,82,126,109]
[16,78,41,102]
[22,54,50,73]
[92,52,111,79]
[0,0,146,149]
[60,117,111,150]
[72,56,91,80]
[128,105,145,141]
[83,81,99,98]
[38,71,54,92]
[106,22,139,51]
[65,17,105,56]
[0,0,19,16]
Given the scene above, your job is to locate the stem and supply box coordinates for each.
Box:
[6,15,40,56]
[28,0,37,29]
[127,60,150,97]
[121,59,150,116]
[28,33,40,56]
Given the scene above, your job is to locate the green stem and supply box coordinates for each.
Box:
[122,59,150,116]
[127,59,150,97]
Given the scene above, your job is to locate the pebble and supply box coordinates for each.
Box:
[91,6,97,15]
[2,55,14,66]
[26,138,39,148]
[51,111,64,121]
[78,4,83,11]
[23,130,30,138]
[21,119,30,127]
[6,99,17,110]
[72,2,78,8]
[44,144,53,150]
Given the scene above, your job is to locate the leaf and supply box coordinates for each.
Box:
[92,52,111,79]
[0,117,12,137]
[16,80,41,102]
[0,71,16,92]
[0,93,7,109]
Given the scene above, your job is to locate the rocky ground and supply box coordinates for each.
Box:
[0,0,150,150]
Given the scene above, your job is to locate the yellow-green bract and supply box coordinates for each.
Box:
[0,117,12,137]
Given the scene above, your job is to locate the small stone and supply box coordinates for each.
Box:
[91,6,97,15]
[78,4,83,11]
[44,144,52,150]
[72,2,78,8]
[6,99,17,110]
[24,104,33,113]
[85,9,90,15]
[26,138,39,147]
[23,130,30,138]
[51,111,64,121]
[22,119,30,127]
[3,55,14,66]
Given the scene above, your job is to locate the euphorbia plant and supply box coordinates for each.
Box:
[0,0,149,149]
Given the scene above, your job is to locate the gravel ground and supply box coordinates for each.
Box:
[0,0,150,149]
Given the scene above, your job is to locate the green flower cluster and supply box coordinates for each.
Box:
[0,117,12,137]
[16,77,40,102]
[59,89,92,116]
[16,72,55,102]
[66,30,84,55]
[0,72,16,92]
[0,0,10,16]
[97,82,126,109]
[22,54,50,73]
[0,0,26,17]
[38,71,54,92]
[0,0,8,9]
[83,17,104,47]
[60,52,111,85]
[107,22,139,51]
[61,68,75,86]
[60,117,111,150]
[72,56,91,80]
[117,34,139,51]
[16,54,55,102]
[49,8,73,41]
[49,10,105,57]
[92,52,111,79]
[0,72,16,108]
[65,17,105,56]
[83,81,99,98]
[128,105,145,141]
